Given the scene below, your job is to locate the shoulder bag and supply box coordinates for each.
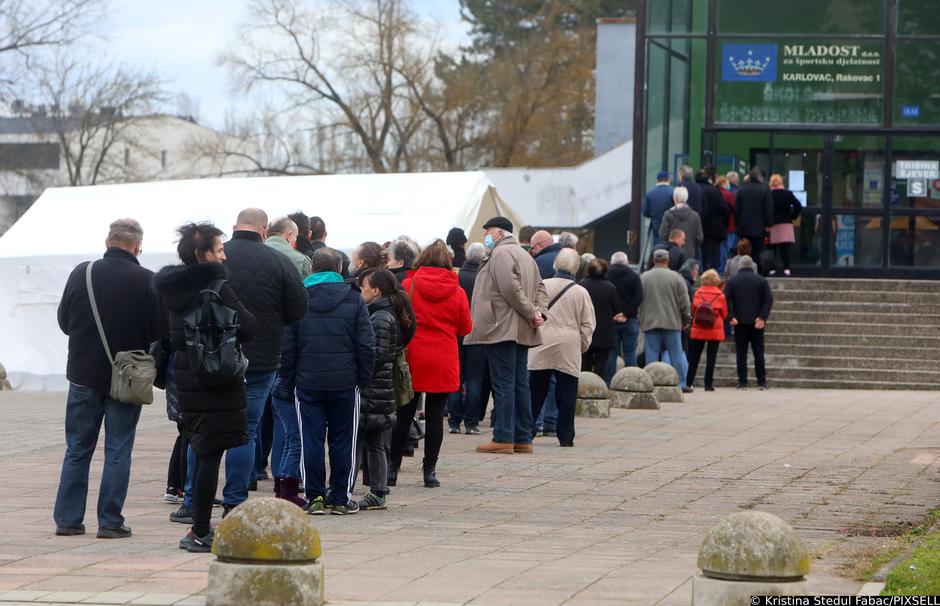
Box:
[85,260,156,405]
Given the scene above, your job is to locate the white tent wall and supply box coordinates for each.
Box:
[483,140,632,228]
[0,171,516,390]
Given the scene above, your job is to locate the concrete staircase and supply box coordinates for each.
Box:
[697,278,940,390]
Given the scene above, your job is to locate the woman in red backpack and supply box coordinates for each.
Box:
[686,269,728,392]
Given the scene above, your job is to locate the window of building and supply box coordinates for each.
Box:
[898,0,940,36]
[717,0,884,35]
[0,143,60,170]
[894,40,940,126]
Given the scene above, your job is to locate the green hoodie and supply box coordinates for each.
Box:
[304,271,344,287]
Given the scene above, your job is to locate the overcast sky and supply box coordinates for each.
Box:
[107,0,468,128]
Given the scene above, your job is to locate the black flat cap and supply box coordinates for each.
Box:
[482,216,513,232]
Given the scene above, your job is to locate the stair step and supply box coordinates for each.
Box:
[770,310,940,325]
[769,278,940,294]
[770,289,940,305]
[738,343,935,360]
[705,364,940,385]
[713,353,937,371]
[763,321,940,337]
[763,332,938,347]
[692,377,940,391]
[773,300,940,315]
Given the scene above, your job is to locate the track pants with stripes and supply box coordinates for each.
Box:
[296,387,359,508]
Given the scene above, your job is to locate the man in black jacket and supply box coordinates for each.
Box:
[734,167,774,273]
[697,169,730,272]
[218,208,307,511]
[607,252,643,367]
[54,218,164,539]
[650,229,687,272]
[309,216,350,278]
[725,256,773,389]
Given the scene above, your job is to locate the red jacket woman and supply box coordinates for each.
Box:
[390,240,471,489]
[687,271,728,391]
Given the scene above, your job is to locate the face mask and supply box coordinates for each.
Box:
[484,234,495,250]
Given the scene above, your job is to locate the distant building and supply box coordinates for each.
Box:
[0,112,256,234]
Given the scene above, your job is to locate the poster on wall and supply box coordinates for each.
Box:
[863,162,882,207]
[716,41,884,125]
[835,215,855,266]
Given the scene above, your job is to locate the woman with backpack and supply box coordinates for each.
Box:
[390,240,471,488]
[355,268,411,510]
[154,223,257,553]
[685,269,728,392]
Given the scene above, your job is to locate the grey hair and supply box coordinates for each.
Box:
[235,207,268,229]
[554,248,580,275]
[681,258,700,273]
[466,242,486,263]
[739,255,755,269]
[106,218,143,247]
[610,251,629,266]
[268,217,298,236]
[312,247,342,273]
[726,171,739,183]
[558,231,579,249]
[673,186,689,205]
[679,165,694,181]
[390,237,419,267]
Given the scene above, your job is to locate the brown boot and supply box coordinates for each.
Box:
[476,441,514,454]
[513,444,533,454]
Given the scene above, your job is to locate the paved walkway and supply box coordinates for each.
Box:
[0,388,937,605]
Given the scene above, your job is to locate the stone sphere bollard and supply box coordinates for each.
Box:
[207,497,324,606]
[644,361,683,403]
[610,367,659,410]
[0,362,10,391]
[575,371,610,418]
[692,511,810,605]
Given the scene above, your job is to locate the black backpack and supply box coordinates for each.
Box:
[182,279,248,388]
[693,292,720,328]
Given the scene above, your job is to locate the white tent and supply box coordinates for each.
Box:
[0,171,521,390]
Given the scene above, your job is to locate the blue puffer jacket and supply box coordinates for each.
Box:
[278,272,375,393]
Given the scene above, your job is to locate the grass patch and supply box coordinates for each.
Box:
[838,509,940,583]
[881,511,940,596]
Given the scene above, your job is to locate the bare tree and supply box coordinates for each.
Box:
[31,56,166,186]
[214,0,474,175]
[0,0,105,87]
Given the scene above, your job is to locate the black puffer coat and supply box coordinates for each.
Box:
[578,275,621,350]
[154,262,257,456]
[222,231,307,372]
[359,297,400,418]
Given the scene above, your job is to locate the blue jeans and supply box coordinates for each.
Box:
[270,380,302,479]
[644,329,688,389]
[297,387,358,507]
[535,377,557,432]
[448,344,484,431]
[609,318,640,369]
[486,342,533,445]
[223,369,277,506]
[53,384,142,529]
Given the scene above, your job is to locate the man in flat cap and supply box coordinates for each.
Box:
[465,217,547,455]
[640,248,692,392]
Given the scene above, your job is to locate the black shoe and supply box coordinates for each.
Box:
[222,504,236,519]
[164,487,183,503]
[387,465,399,487]
[212,498,222,507]
[541,430,557,438]
[448,426,461,434]
[180,528,214,553]
[423,466,440,488]
[559,442,574,447]
[255,470,269,481]
[737,384,748,390]
[682,386,694,394]
[705,386,715,392]
[169,505,194,524]
[758,384,769,390]
[402,446,415,457]
[97,525,132,539]
[331,500,360,515]
[248,478,258,491]
[465,427,480,435]
[55,524,85,536]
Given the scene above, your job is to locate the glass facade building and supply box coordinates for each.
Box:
[630,0,940,277]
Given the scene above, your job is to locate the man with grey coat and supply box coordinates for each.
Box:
[465,216,548,455]
[639,249,692,392]
[659,186,704,260]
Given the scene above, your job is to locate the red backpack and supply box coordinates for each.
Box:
[693,292,721,328]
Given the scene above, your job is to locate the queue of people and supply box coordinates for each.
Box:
[52,187,774,553]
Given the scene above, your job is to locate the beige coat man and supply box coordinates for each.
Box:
[464,235,548,347]
[528,277,595,377]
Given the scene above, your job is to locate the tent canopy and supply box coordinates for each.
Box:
[0,171,521,388]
